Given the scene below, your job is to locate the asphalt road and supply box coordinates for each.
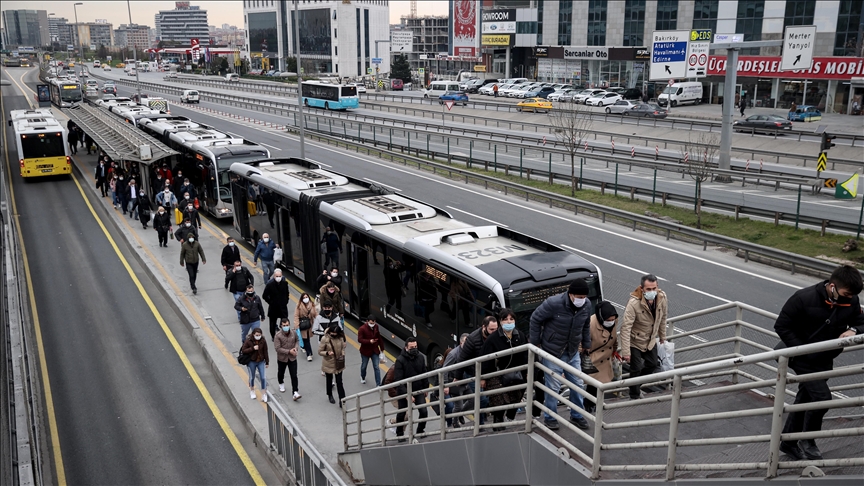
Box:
[2,71,274,485]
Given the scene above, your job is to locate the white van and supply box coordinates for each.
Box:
[423,81,462,99]
[657,82,703,107]
[225,73,239,82]
[180,90,200,103]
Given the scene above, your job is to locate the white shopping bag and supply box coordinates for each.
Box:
[658,340,675,372]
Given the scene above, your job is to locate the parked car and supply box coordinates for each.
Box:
[558,91,580,103]
[547,89,577,102]
[439,91,469,106]
[503,83,533,97]
[734,114,793,133]
[573,89,605,104]
[517,97,553,113]
[625,103,668,118]
[390,78,404,91]
[353,82,367,93]
[524,86,557,99]
[478,83,500,95]
[787,105,822,122]
[180,90,200,103]
[586,92,622,106]
[619,88,643,100]
[605,100,641,114]
[513,84,543,98]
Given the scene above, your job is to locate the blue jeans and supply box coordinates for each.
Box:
[260,260,274,283]
[233,292,243,321]
[247,360,266,389]
[543,352,585,422]
[360,353,381,386]
[240,320,261,347]
[467,379,489,425]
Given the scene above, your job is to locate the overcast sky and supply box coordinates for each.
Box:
[2,1,449,28]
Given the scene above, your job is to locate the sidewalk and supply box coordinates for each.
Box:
[69,148,390,482]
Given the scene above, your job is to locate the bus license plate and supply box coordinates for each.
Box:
[41,169,53,173]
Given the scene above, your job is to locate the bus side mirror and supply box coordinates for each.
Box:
[7,120,11,127]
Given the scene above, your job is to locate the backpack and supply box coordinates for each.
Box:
[383,366,398,397]
[237,347,252,365]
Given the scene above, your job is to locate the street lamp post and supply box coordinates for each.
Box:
[73,3,83,62]
[293,0,305,159]
[127,0,140,99]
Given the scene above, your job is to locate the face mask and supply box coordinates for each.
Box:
[407,348,418,357]
[282,326,291,332]
[229,242,235,247]
[331,272,338,277]
[367,322,376,328]
[322,309,333,316]
[188,237,195,243]
[187,206,193,211]
[158,211,164,215]
[502,323,516,332]
[119,177,124,181]
[328,289,335,294]
[235,266,242,272]
[602,319,616,329]
[644,291,657,301]
[274,277,282,282]
[246,291,254,296]
[572,297,587,307]
[263,238,270,243]
[185,223,191,227]
[253,334,261,340]
[302,297,310,304]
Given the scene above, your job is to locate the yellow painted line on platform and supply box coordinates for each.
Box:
[4,66,68,486]
[68,173,265,485]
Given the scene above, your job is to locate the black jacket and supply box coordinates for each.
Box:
[393,348,429,396]
[153,210,172,231]
[95,163,108,181]
[221,244,241,268]
[182,207,201,228]
[178,183,197,200]
[175,224,198,243]
[323,231,340,252]
[137,194,152,212]
[529,292,593,358]
[454,327,489,379]
[262,278,290,318]
[225,267,254,293]
[316,273,343,290]
[481,328,528,376]
[774,280,864,373]
[234,293,265,324]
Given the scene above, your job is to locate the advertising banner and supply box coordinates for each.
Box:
[563,46,609,60]
[452,0,478,57]
[706,55,864,80]
[482,34,512,46]
[481,9,516,34]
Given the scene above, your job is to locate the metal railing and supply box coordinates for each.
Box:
[341,302,864,480]
[266,391,348,486]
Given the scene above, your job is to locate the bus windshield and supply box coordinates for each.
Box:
[507,277,601,331]
[60,86,82,101]
[340,86,358,97]
[21,133,65,158]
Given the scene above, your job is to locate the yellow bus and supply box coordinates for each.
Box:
[9,109,72,178]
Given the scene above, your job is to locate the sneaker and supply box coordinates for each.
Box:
[250,391,256,400]
[307,355,312,362]
[279,384,285,393]
[543,418,560,430]
[361,378,366,384]
[293,391,301,401]
[779,441,806,461]
[262,394,268,403]
[411,438,419,444]
[569,416,590,430]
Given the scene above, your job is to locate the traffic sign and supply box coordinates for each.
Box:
[816,152,828,172]
[650,30,689,80]
[372,57,382,64]
[781,25,816,71]
[686,41,709,78]
[367,67,373,74]
[824,179,837,188]
[444,100,455,111]
[418,68,425,75]
[690,29,712,42]
[837,173,858,199]
[714,34,743,43]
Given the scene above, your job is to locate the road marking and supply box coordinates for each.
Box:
[560,245,666,280]
[4,70,68,486]
[445,206,507,226]
[259,142,282,151]
[676,284,732,303]
[363,178,402,192]
[68,174,266,485]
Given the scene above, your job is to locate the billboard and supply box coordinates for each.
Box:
[248,12,279,58]
[481,9,516,34]
[451,0,478,57]
[391,31,413,54]
[296,9,332,56]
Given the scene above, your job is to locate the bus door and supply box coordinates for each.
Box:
[346,235,370,319]
[287,200,307,282]
[275,205,290,272]
[230,179,250,239]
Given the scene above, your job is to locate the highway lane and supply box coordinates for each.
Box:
[4,71,276,485]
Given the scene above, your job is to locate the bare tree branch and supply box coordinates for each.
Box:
[549,102,593,196]
[678,132,720,229]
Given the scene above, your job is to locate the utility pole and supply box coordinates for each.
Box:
[293,0,305,159]
[128,0,141,99]
[73,3,83,62]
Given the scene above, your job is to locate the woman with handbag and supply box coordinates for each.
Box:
[583,301,620,414]
[240,327,270,402]
[479,308,528,431]
[274,318,301,400]
[293,292,317,361]
[319,324,347,406]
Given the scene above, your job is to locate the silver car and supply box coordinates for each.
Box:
[605,99,641,115]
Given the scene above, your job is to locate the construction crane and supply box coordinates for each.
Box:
[410,0,417,18]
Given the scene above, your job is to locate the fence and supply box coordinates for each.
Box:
[341,302,864,480]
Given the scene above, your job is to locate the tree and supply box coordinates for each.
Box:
[549,103,593,196]
[391,54,412,83]
[284,56,297,73]
[219,56,229,75]
[679,132,720,230]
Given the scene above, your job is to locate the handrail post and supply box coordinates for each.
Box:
[473,361,483,436]
[591,385,606,479]
[524,349,535,433]
[406,381,414,443]
[438,371,447,440]
[355,396,362,449]
[733,304,744,384]
[380,388,387,447]
[665,375,683,480]
[767,356,790,478]
[342,391,349,451]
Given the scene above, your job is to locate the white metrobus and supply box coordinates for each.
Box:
[8,109,71,178]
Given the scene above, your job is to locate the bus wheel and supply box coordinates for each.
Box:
[427,344,444,370]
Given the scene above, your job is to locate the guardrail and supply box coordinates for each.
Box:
[266,392,348,486]
[341,302,864,481]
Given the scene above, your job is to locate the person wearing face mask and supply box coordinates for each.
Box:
[357,315,385,386]
[179,178,197,201]
[319,324,347,406]
[179,231,206,294]
[240,328,269,402]
[109,174,119,208]
[174,218,198,244]
[393,337,429,441]
[273,318,301,399]
[584,301,620,414]
[136,190,152,229]
[95,159,108,197]
[480,308,528,431]
[220,237,241,272]
[318,282,344,322]
[529,278,593,431]
[225,259,255,319]
[172,171,186,197]
[774,265,864,462]
[125,179,140,219]
[454,316,498,426]
[254,233,277,284]
[321,226,341,268]
[294,292,318,361]
[151,172,164,197]
[263,269,290,340]
[153,206,172,247]
[182,200,201,230]
[155,187,177,213]
[312,300,341,342]
[316,266,343,291]
[115,174,128,214]
[620,274,667,401]
[235,284,265,346]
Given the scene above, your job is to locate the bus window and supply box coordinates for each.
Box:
[287,202,305,280]
[21,133,65,158]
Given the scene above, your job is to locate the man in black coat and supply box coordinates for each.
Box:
[454,316,498,425]
[94,159,108,197]
[393,338,429,440]
[182,200,202,229]
[174,218,198,244]
[262,268,290,339]
[774,265,864,461]
[153,206,172,247]
[221,237,241,272]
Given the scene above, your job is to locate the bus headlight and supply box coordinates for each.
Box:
[217,207,232,215]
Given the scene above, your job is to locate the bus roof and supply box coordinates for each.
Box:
[9,109,64,133]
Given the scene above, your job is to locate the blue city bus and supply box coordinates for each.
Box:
[300,81,359,110]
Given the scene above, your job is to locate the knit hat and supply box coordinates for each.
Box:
[596,301,618,322]
[568,278,589,296]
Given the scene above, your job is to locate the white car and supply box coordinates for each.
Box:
[573,89,605,104]
[547,88,577,102]
[586,92,622,106]
[353,83,367,94]
[478,83,500,95]
[604,99,641,114]
[102,65,112,71]
[127,68,137,76]
[505,83,534,97]
[180,90,200,103]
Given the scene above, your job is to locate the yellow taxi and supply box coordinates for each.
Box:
[517,97,553,113]
[116,62,125,68]
[68,61,75,67]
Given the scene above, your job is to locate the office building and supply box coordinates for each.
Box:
[115,24,151,49]
[1,9,50,47]
[48,16,69,44]
[70,22,114,49]
[155,2,209,45]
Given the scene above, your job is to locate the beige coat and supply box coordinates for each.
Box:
[620,287,668,357]
[293,300,318,339]
[318,334,346,374]
[587,315,618,383]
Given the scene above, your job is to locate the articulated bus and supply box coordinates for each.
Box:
[49,79,83,108]
[139,119,270,219]
[300,81,359,110]
[229,158,603,366]
[8,109,71,178]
